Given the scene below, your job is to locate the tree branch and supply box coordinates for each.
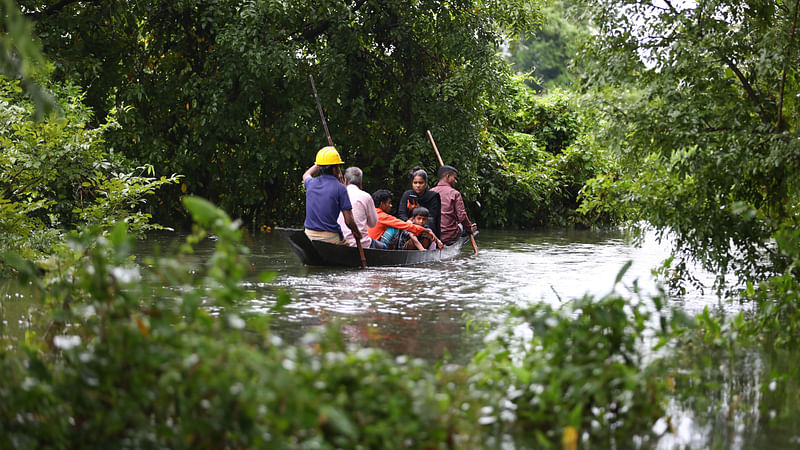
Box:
[777,0,800,130]
[721,55,771,126]
[661,0,679,15]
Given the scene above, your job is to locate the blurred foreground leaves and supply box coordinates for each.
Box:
[1,198,677,448]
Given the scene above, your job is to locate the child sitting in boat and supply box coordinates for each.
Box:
[368,189,436,250]
[398,207,444,250]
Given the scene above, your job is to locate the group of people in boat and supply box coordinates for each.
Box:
[302,146,478,251]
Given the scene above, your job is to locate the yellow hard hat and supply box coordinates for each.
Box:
[315,146,343,166]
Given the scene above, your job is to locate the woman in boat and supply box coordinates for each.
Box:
[397,167,441,239]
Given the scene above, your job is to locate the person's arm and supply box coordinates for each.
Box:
[342,209,362,241]
[302,164,319,181]
[423,228,443,249]
[377,213,425,235]
[429,192,442,238]
[397,191,411,221]
[407,233,425,251]
[365,196,378,228]
[454,192,477,233]
[421,227,440,242]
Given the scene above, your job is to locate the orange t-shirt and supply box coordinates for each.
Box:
[368,208,425,240]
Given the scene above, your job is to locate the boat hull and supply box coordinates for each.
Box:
[277,227,473,267]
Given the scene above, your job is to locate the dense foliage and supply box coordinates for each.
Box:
[571,4,800,430]
[0,0,56,118]
[506,0,589,93]
[473,271,674,447]
[0,198,676,448]
[18,0,552,228]
[476,77,616,228]
[4,0,800,447]
[0,77,179,264]
[576,0,800,286]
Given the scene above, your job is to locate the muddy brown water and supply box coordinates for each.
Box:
[3,227,798,448]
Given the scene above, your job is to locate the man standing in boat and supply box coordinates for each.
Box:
[431,165,477,245]
[336,166,380,248]
[302,146,361,245]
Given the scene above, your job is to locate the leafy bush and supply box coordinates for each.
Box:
[734,226,800,347]
[0,198,678,448]
[471,265,674,447]
[0,198,483,448]
[0,76,179,264]
[477,79,616,228]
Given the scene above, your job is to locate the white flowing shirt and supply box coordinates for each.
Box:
[337,184,378,248]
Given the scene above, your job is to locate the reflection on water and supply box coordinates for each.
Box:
[243,228,729,359]
[225,229,800,447]
[657,346,800,449]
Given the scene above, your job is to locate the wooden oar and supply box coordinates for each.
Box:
[426,130,479,255]
[309,74,367,269]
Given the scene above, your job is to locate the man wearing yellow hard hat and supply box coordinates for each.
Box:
[302,146,362,245]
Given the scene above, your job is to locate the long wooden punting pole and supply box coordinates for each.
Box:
[310,74,366,269]
[426,130,479,255]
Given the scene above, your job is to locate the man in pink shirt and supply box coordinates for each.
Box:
[430,165,478,245]
[337,167,380,248]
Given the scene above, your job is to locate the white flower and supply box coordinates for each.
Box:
[227,314,245,330]
[110,266,141,284]
[53,335,81,350]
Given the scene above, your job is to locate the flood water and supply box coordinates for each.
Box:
[3,227,798,448]
[238,227,725,361]
[135,227,722,362]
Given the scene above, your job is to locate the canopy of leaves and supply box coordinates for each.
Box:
[21,0,544,227]
[478,76,617,228]
[0,0,57,118]
[507,0,589,92]
[577,0,800,284]
[0,77,179,263]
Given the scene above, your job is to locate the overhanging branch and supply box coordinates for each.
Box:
[721,55,771,126]
[777,0,800,130]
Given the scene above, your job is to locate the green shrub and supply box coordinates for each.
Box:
[0,199,680,448]
[470,265,673,447]
[0,76,179,266]
[477,80,616,228]
[0,197,483,448]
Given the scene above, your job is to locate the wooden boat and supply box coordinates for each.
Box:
[277,227,475,267]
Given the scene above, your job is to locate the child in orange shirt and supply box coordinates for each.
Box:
[368,189,436,249]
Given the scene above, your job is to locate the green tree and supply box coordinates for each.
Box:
[478,77,615,228]
[0,77,179,264]
[0,0,56,118]
[577,0,800,285]
[507,0,589,92]
[22,0,544,227]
